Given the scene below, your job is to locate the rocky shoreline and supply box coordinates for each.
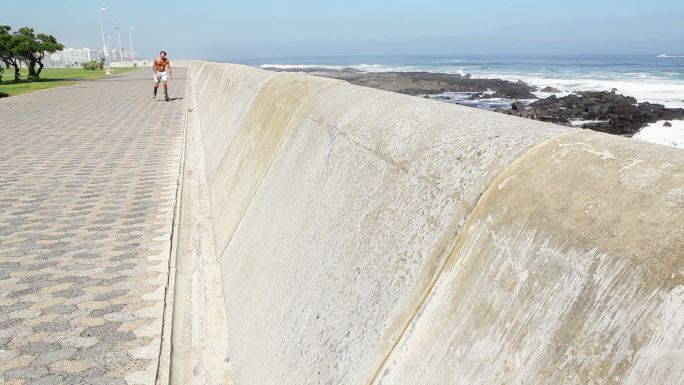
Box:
[501,92,684,136]
[263,66,684,136]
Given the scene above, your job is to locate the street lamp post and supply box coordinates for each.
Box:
[115,22,123,66]
[129,27,135,65]
[107,35,112,66]
[98,5,111,75]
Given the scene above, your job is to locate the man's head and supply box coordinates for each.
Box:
[160,51,167,59]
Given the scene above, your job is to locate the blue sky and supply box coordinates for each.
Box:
[3,0,683,60]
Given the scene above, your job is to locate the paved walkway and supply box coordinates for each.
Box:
[0,70,187,385]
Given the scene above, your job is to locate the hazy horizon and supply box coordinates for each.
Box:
[223,52,681,63]
[3,0,683,60]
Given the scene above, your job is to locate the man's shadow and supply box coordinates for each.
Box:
[156,97,184,102]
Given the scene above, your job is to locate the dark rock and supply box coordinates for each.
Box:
[264,67,539,99]
[538,116,571,125]
[529,91,684,135]
[664,122,673,127]
[499,102,530,118]
[511,101,526,112]
[540,86,561,93]
[468,92,488,100]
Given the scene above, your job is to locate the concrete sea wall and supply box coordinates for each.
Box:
[173,60,683,385]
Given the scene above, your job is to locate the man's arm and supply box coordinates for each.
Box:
[152,60,157,76]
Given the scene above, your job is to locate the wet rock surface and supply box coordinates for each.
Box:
[540,86,561,93]
[500,91,684,135]
[264,67,539,100]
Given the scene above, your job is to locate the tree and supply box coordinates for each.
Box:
[0,25,21,82]
[13,27,63,81]
[82,60,101,71]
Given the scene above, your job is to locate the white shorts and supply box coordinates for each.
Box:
[154,72,168,82]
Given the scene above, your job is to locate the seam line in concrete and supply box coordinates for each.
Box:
[206,71,279,186]
[365,129,580,385]
[155,74,192,385]
[216,79,346,259]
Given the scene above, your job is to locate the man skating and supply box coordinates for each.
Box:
[153,51,173,101]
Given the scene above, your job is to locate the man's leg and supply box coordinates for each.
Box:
[154,81,159,99]
[163,80,170,101]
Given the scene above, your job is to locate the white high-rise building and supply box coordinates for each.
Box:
[47,47,137,67]
[48,48,97,67]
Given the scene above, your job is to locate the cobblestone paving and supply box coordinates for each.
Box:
[0,70,187,385]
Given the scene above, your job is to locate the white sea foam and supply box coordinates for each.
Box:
[569,119,609,127]
[420,71,684,109]
[633,120,684,149]
[261,62,470,75]
[428,92,535,111]
[352,63,447,73]
[259,64,345,71]
[483,74,684,108]
[352,64,684,109]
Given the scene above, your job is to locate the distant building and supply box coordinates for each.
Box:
[47,48,98,67]
[47,47,137,67]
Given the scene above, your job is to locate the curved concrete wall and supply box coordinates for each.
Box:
[176,60,683,385]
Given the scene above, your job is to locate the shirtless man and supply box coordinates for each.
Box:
[153,51,173,101]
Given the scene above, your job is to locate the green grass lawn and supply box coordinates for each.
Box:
[0,67,140,97]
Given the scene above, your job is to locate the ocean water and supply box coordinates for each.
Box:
[232,54,684,148]
[241,55,684,106]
